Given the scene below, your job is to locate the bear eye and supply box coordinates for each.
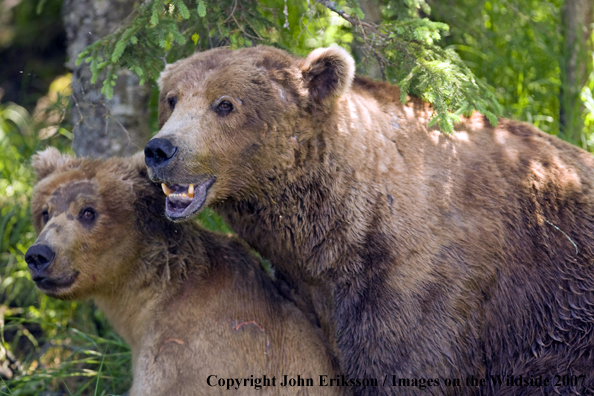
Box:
[79,207,96,224]
[41,210,49,224]
[167,96,177,111]
[216,101,233,114]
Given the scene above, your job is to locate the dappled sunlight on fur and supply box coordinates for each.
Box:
[149,45,594,395]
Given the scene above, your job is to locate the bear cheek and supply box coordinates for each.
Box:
[68,249,109,293]
[58,231,100,277]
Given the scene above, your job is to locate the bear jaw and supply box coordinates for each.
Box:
[160,177,216,220]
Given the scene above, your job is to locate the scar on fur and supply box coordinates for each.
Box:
[544,219,579,254]
[233,320,265,332]
[157,338,185,355]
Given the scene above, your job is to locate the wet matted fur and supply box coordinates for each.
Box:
[148,45,594,395]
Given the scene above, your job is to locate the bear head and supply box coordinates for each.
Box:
[145,45,355,220]
[26,148,154,300]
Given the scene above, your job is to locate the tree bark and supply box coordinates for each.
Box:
[353,0,384,80]
[62,0,151,159]
[560,0,593,146]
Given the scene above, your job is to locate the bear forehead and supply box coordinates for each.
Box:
[173,46,295,74]
[161,47,296,93]
[165,63,264,95]
[45,180,98,213]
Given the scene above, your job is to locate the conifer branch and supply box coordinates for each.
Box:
[75,0,503,133]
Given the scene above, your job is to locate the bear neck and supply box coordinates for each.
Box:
[92,217,210,350]
[210,83,439,350]
[214,84,420,279]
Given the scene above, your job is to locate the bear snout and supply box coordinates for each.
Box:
[144,138,178,169]
[25,244,55,276]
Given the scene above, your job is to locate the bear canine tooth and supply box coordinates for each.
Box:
[161,183,174,197]
[188,184,194,199]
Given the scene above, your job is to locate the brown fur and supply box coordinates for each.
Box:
[28,148,347,396]
[148,46,594,395]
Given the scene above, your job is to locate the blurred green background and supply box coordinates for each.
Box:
[1,0,593,394]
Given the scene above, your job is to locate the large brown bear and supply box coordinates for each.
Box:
[145,46,594,395]
[26,148,347,396]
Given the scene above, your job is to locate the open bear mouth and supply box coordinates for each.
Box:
[161,177,216,220]
[34,272,79,292]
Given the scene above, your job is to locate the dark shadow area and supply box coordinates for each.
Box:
[0,0,67,109]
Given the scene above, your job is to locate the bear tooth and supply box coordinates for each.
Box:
[162,183,174,197]
[188,184,194,199]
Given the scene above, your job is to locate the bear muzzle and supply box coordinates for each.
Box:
[25,244,79,292]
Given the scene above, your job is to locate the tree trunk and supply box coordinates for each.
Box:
[353,0,384,80]
[560,0,593,146]
[62,0,151,159]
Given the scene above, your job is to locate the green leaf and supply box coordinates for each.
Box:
[90,59,99,84]
[75,53,86,67]
[192,33,199,46]
[150,9,159,26]
[171,30,187,45]
[176,1,190,19]
[484,111,499,127]
[58,128,73,140]
[197,0,206,17]
[101,82,114,99]
[111,39,128,63]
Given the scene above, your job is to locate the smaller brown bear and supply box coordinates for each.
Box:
[25,148,346,396]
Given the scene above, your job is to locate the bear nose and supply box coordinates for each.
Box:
[25,244,55,274]
[144,138,178,168]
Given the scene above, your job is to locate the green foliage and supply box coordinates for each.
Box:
[431,0,564,136]
[76,0,356,91]
[431,0,594,150]
[77,0,273,97]
[2,317,131,396]
[76,0,502,133]
[365,16,502,131]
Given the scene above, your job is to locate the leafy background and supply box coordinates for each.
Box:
[1,0,593,394]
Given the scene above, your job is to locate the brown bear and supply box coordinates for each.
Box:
[145,46,594,395]
[26,147,348,396]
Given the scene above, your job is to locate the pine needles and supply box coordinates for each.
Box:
[76,0,503,133]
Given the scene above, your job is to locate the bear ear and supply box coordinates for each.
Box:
[300,46,355,104]
[157,60,182,91]
[128,150,147,175]
[104,151,146,186]
[31,147,74,180]
[157,64,173,91]
[121,151,152,194]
